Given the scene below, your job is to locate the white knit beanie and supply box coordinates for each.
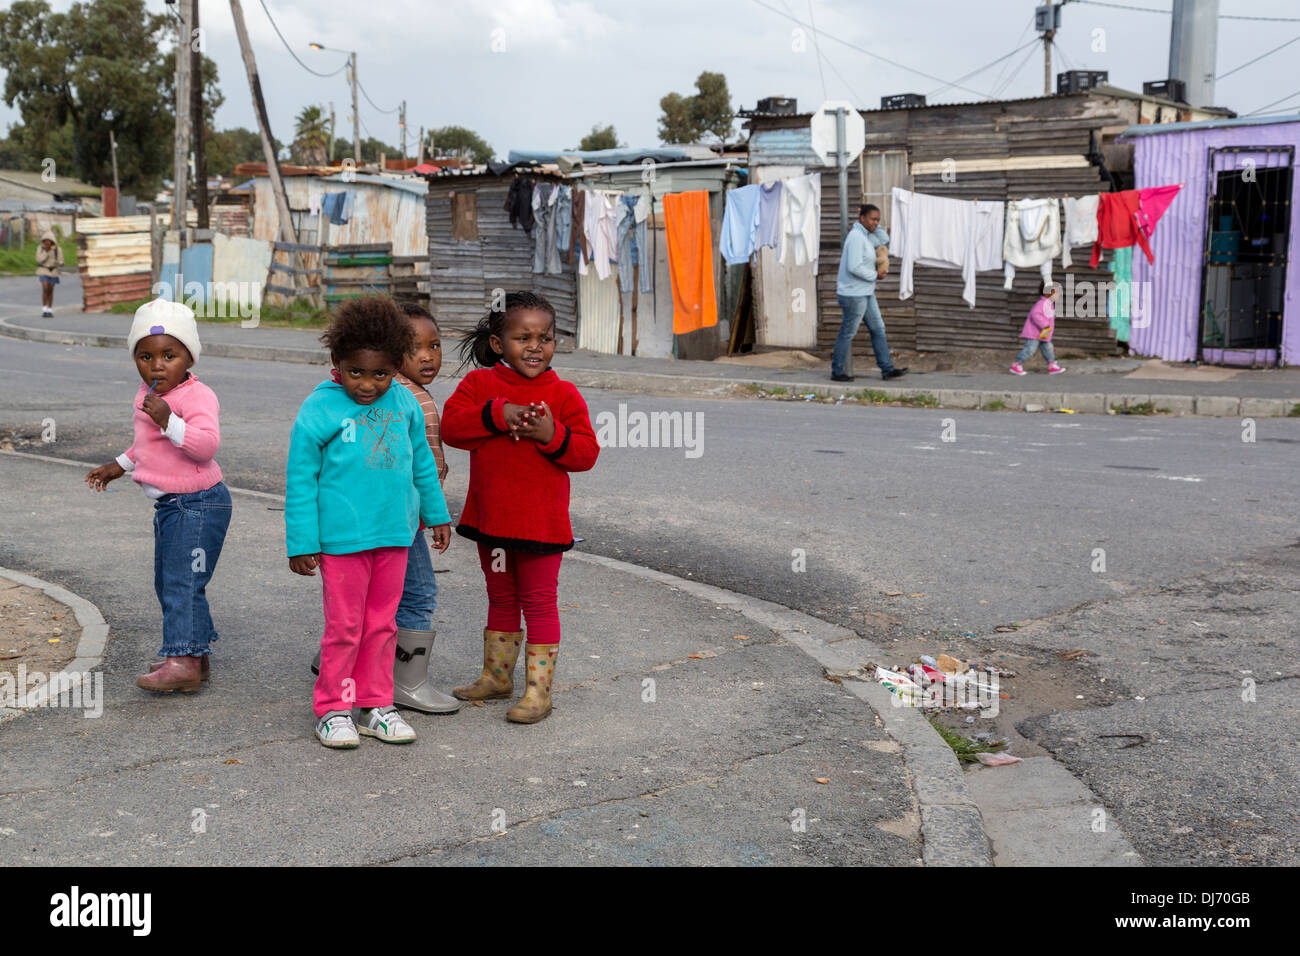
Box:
[127,299,202,361]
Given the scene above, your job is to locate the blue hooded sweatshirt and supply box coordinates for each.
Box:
[285,379,450,557]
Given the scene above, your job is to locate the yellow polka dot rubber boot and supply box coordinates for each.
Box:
[452,629,524,701]
[506,643,558,724]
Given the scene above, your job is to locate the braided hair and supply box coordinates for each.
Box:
[457,290,556,371]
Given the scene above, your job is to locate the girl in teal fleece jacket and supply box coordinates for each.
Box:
[286,297,452,749]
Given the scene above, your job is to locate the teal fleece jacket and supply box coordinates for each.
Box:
[285,380,451,557]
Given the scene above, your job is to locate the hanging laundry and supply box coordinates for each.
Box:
[719,183,762,265]
[754,181,783,252]
[569,189,589,264]
[1089,184,1181,268]
[891,187,1004,309]
[531,182,564,275]
[1061,194,1099,267]
[1108,246,1133,343]
[555,185,573,256]
[663,190,718,335]
[308,193,322,217]
[505,176,534,234]
[579,189,620,280]
[321,191,353,225]
[616,192,653,294]
[778,173,821,268]
[1003,198,1061,290]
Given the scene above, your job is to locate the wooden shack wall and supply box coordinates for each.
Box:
[425,177,578,336]
[771,93,1149,357]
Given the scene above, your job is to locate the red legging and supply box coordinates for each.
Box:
[476,542,563,645]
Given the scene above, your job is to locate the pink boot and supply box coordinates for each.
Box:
[1047,363,1065,374]
[1009,362,1026,376]
[137,656,203,693]
[150,654,209,681]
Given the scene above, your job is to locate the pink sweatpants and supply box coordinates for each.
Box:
[313,547,408,717]
[476,542,563,645]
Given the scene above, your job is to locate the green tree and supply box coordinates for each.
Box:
[426,125,493,165]
[658,72,735,144]
[578,123,621,151]
[292,105,330,165]
[0,0,222,194]
[207,127,279,178]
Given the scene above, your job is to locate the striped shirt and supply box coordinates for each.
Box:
[395,372,447,483]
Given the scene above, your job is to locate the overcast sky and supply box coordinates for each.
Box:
[4,0,1300,160]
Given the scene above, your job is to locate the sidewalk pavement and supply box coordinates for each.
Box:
[3,279,1296,418]
[0,450,956,866]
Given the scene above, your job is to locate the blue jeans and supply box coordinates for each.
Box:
[395,528,438,630]
[617,195,653,294]
[153,482,232,657]
[1016,338,1056,365]
[833,293,893,376]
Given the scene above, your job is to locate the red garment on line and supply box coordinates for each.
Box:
[1089,184,1181,268]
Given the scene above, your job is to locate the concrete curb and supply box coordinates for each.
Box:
[0,564,110,718]
[566,550,994,867]
[4,316,1297,417]
[1,447,993,866]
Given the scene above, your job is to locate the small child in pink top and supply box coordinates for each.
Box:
[1010,283,1065,375]
[85,299,232,693]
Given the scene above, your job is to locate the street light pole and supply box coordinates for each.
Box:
[351,51,360,165]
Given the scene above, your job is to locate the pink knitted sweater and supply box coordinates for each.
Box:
[123,374,224,494]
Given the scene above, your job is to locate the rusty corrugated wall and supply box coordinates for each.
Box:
[251,175,427,257]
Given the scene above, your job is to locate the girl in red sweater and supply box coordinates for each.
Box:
[442,291,599,723]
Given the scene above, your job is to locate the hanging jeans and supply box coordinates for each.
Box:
[833,294,894,377]
[532,185,559,274]
[616,194,653,294]
[555,186,573,257]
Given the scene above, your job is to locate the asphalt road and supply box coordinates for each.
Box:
[1,306,1297,865]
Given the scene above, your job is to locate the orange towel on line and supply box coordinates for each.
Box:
[663,190,718,335]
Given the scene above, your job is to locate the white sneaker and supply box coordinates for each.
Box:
[315,710,360,749]
[42,307,53,318]
[356,705,416,744]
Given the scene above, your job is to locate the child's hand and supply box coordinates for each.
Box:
[429,524,451,553]
[514,402,556,444]
[502,402,529,441]
[85,462,125,491]
[289,554,320,576]
[437,461,449,482]
[1039,327,1051,340]
[141,392,172,429]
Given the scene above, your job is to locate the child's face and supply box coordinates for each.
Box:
[334,349,397,405]
[41,239,54,249]
[490,308,556,379]
[133,334,193,394]
[400,317,441,385]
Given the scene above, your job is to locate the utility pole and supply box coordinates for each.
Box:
[109,129,120,200]
[230,0,296,244]
[350,52,360,165]
[417,125,424,164]
[191,0,208,228]
[400,100,407,161]
[328,102,336,161]
[1042,2,1056,97]
[1169,0,1219,107]
[171,0,192,231]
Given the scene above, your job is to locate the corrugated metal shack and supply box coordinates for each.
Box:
[742,85,1229,357]
[1121,114,1300,367]
[423,155,743,359]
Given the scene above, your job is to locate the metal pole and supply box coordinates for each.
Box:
[400,100,407,161]
[1044,27,1054,96]
[833,105,851,377]
[191,0,208,229]
[351,51,360,165]
[109,129,120,200]
[172,0,192,231]
[328,102,335,161]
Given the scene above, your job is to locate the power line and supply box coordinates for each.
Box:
[357,77,400,115]
[988,15,1038,95]
[992,41,1042,99]
[256,0,347,77]
[1244,87,1300,116]
[806,0,829,101]
[1066,0,1300,21]
[1217,32,1300,79]
[778,0,861,103]
[929,36,1041,98]
[1052,38,1075,72]
[747,0,1001,100]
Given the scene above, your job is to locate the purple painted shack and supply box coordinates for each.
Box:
[1122,114,1300,367]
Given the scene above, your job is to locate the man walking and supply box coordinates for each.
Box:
[832,204,907,381]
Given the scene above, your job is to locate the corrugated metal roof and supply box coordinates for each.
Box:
[1119,112,1300,139]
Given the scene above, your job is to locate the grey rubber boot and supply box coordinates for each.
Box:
[393,628,461,714]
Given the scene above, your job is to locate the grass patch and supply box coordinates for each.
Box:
[741,383,762,394]
[768,386,788,396]
[1118,401,1169,416]
[981,399,1008,411]
[0,230,79,277]
[926,716,1009,764]
[897,392,940,408]
[1289,403,1300,418]
[108,296,152,314]
[854,388,889,403]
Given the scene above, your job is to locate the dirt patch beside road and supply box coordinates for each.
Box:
[0,577,79,689]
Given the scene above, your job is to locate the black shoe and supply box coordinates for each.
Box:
[831,373,855,382]
[883,368,909,380]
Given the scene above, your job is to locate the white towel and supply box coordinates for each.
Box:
[891,187,1004,308]
[1061,194,1100,267]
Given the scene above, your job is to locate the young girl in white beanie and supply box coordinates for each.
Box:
[84,299,232,693]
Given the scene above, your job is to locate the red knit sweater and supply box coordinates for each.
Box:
[441,362,599,553]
